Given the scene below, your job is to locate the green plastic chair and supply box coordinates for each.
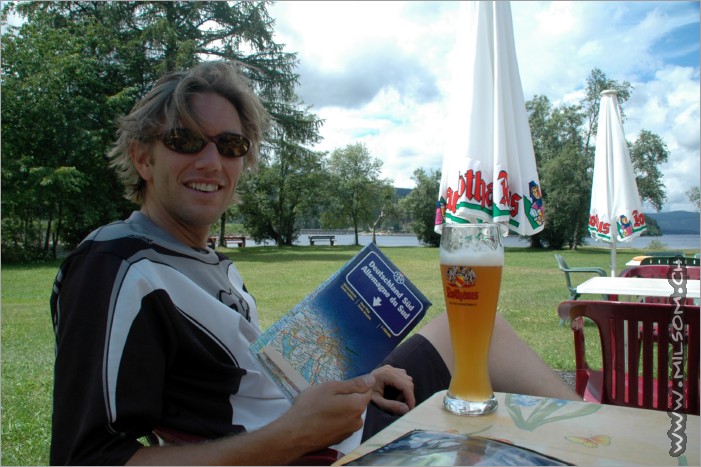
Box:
[554,254,607,325]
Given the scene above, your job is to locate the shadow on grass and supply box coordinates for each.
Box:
[1,259,64,270]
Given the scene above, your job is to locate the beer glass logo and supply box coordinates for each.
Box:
[446,266,477,287]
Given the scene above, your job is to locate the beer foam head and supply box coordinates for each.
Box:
[440,247,504,266]
[439,224,504,266]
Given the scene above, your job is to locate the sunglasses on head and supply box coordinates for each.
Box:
[161,128,251,158]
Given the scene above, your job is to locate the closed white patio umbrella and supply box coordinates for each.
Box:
[435,1,544,237]
[588,90,647,276]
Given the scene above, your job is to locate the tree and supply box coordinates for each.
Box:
[30,166,87,258]
[526,97,589,249]
[1,1,321,259]
[688,186,700,211]
[629,130,668,211]
[641,215,661,236]
[236,78,325,246]
[401,168,442,247]
[524,95,554,248]
[1,14,132,260]
[238,141,326,246]
[581,68,633,156]
[538,144,591,249]
[322,143,388,245]
[370,184,400,244]
[525,68,668,250]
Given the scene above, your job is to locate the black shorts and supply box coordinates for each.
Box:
[362,334,451,441]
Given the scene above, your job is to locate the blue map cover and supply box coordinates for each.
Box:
[249,243,431,400]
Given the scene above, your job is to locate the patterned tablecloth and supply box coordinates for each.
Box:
[335,391,699,466]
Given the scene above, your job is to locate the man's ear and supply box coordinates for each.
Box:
[130,142,153,182]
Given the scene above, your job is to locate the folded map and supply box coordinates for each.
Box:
[249,243,431,400]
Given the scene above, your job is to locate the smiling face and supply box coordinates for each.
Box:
[131,93,245,247]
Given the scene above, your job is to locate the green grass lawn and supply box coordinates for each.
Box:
[2,244,694,465]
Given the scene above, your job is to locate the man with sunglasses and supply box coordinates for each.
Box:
[50,61,577,465]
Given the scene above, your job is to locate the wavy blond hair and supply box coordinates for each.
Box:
[108,61,269,205]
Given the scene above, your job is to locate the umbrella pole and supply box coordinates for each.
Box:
[611,235,617,277]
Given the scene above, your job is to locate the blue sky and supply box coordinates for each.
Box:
[270,1,700,212]
[649,3,699,69]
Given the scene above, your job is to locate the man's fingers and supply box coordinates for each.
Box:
[337,373,375,395]
[371,395,410,415]
[371,365,416,409]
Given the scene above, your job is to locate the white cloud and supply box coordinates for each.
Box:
[623,65,700,211]
[269,1,700,211]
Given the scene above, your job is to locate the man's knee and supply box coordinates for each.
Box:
[417,312,453,374]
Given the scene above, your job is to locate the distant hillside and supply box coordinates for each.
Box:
[644,211,700,235]
[395,187,412,199]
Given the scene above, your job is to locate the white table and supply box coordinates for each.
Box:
[576,276,700,299]
[625,255,649,266]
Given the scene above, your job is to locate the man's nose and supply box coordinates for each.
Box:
[194,142,222,169]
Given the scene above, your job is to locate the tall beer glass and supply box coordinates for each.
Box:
[440,223,503,415]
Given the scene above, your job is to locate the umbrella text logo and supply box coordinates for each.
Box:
[589,210,646,240]
[445,169,495,213]
[588,213,611,236]
[436,165,545,233]
[444,169,523,217]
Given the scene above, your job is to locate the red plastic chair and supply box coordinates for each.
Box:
[558,300,699,415]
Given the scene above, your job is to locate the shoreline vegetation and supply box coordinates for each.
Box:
[2,244,699,465]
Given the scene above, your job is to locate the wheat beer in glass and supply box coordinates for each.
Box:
[440,223,503,415]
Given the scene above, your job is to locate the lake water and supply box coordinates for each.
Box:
[243,232,700,251]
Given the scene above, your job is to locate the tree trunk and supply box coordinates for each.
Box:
[529,234,543,249]
[351,208,360,246]
[371,209,384,244]
[52,200,63,259]
[572,218,579,250]
[219,213,226,247]
[44,209,53,254]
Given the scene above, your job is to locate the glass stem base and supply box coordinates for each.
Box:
[443,391,497,416]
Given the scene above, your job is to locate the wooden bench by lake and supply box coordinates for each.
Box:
[308,235,335,246]
[208,235,246,248]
